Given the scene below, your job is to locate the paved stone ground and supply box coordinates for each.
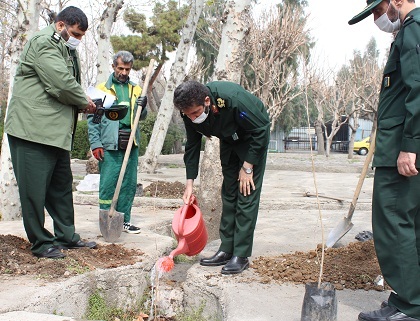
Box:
[0,152,388,321]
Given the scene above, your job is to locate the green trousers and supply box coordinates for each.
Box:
[218,149,267,258]
[98,148,138,223]
[372,167,420,318]
[8,135,80,255]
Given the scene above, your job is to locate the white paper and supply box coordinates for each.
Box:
[76,174,100,192]
[87,86,116,108]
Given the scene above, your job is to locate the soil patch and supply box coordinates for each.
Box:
[143,181,185,198]
[252,240,388,291]
[1,234,387,292]
[0,234,144,279]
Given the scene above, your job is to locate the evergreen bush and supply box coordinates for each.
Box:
[71,120,90,160]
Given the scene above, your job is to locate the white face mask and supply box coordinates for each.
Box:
[65,36,81,50]
[374,11,400,33]
[192,107,209,124]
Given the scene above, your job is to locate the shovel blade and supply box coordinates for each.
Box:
[326,218,354,248]
[99,209,124,243]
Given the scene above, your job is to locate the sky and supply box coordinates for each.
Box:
[304,0,393,70]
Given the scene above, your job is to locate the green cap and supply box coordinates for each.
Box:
[348,0,383,25]
[104,105,128,121]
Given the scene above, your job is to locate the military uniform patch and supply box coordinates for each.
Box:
[217,98,226,108]
[51,32,61,43]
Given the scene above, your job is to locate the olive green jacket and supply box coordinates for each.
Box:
[5,24,88,151]
[182,81,271,179]
[373,8,420,168]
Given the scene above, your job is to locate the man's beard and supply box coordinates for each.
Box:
[388,3,399,22]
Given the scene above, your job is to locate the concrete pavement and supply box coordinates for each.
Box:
[0,153,389,321]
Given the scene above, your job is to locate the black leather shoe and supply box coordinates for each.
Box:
[387,312,420,320]
[358,306,418,321]
[34,247,66,259]
[221,256,249,275]
[200,250,232,266]
[58,240,97,250]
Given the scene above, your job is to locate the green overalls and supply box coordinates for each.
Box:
[88,74,146,223]
[372,8,420,319]
[182,81,270,257]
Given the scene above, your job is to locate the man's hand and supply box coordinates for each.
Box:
[92,148,104,161]
[183,179,194,204]
[397,151,418,177]
[137,96,147,108]
[80,96,97,114]
[238,162,255,196]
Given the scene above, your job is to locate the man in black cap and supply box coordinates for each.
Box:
[349,1,420,321]
[349,0,399,27]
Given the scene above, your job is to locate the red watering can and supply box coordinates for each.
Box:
[157,195,208,273]
[169,195,208,258]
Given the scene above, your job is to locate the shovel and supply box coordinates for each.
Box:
[326,130,376,248]
[99,59,155,242]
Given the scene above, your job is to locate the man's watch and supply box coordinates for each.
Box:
[242,166,253,174]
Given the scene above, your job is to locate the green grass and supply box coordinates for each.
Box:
[176,302,221,321]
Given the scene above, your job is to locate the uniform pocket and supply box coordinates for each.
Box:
[377,115,405,130]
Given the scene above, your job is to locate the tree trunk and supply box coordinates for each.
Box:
[0,0,41,221]
[140,0,205,173]
[96,0,124,84]
[314,119,324,155]
[199,0,252,241]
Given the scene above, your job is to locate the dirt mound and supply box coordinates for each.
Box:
[252,240,388,291]
[0,234,143,279]
[143,181,185,198]
[1,234,387,292]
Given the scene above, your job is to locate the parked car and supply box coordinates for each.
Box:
[353,136,370,155]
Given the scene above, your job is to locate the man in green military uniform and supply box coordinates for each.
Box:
[88,51,147,234]
[173,80,270,275]
[350,1,420,320]
[5,6,97,259]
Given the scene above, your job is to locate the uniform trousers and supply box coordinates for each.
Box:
[372,167,420,318]
[8,135,80,255]
[218,148,267,258]
[98,147,138,223]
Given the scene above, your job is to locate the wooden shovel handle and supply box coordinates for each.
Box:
[109,59,155,216]
[347,129,376,220]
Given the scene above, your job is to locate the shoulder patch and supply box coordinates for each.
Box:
[51,31,61,43]
[217,98,226,108]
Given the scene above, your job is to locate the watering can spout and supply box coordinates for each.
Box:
[169,238,188,259]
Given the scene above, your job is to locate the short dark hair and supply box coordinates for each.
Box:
[173,80,209,111]
[55,6,88,31]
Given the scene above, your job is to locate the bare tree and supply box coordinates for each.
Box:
[346,47,382,158]
[311,71,354,157]
[0,1,13,106]
[0,0,41,220]
[199,0,252,240]
[96,0,124,84]
[140,0,205,173]
[244,4,309,131]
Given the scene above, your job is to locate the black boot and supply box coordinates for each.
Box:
[221,256,249,275]
[358,306,418,321]
[200,250,232,266]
